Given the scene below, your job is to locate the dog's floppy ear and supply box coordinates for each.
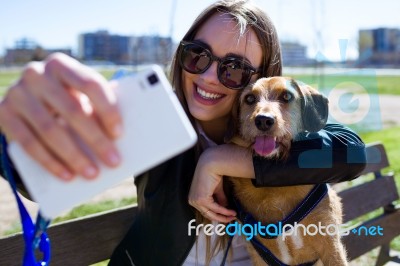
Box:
[291,79,329,132]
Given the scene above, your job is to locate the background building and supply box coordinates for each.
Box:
[280,41,312,66]
[130,36,174,66]
[359,27,400,67]
[78,31,130,65]
[78,31,174,66]
[4,38,72,65]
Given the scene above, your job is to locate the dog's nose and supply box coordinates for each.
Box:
[255,115,275,131]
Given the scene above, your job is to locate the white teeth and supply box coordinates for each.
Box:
[196,87,223,100]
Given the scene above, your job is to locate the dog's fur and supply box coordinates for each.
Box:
[226,77,348,265]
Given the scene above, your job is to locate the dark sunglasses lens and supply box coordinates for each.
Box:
[181,45,211,73]
[219,59,251,89]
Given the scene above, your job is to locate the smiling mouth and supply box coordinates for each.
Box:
[196,86,224,100]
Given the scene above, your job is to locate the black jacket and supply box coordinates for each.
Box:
[0,124,366,266]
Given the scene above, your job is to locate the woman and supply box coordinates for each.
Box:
[0,0,366,265]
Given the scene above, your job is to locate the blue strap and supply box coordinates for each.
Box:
[233,184,328,265]
[219,234,233,266]
[1,135,51,266]
[235,184,328,239]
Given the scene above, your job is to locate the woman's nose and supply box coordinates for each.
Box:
[200,60,220,85]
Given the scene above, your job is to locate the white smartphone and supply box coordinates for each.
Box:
[8,65,197,219]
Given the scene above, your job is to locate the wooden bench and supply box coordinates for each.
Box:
[337,142,400,265]
[0,142,399,266]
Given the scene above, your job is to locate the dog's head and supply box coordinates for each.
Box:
[228,77,328,159]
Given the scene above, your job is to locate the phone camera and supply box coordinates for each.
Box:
[147,73,159,85]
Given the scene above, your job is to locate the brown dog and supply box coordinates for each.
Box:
[226,77,348,265]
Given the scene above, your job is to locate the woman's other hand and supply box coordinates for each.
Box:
[188,144,254,223]
[189,146,236,223]
[0,53,123,180]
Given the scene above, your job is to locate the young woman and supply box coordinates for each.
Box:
[0,1,365,265]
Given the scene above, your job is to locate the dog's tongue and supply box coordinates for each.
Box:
[253,136,276,156]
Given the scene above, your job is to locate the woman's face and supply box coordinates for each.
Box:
[183,13,263,128]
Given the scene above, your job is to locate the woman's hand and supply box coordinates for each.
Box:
[188,147,236,223]
[0,53,123,180]
[188,144,254,223]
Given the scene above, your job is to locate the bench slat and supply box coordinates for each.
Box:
[338,174,399,222]
[0,232,24,266]
[0,205,137,266]
[360,143,390,176]
[343,209,400,261]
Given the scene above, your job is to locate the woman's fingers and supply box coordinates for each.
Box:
[189,180,236,223]
[39,73,121,169]
[200,201,236,223]
[0,101,74,180]
[44,53,123,139]
[6,82,99,179]
[43,55,123,168]
[0,53,124,180]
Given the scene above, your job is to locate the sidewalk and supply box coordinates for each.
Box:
[0,176,136,235]
[0,177,38,235]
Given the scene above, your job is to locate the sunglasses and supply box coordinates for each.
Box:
[179,41,260,90]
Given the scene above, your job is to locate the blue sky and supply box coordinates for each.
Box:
[2,0,400,61]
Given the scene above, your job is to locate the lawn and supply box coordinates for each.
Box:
[291,74,400,95]
[0,70,20,95]
[0,70,116,96]
[359,126,400,181]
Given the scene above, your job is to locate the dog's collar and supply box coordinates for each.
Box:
[230,184,328,266]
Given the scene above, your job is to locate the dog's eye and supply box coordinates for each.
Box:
[244,94,256,105]
[280,92,293,103]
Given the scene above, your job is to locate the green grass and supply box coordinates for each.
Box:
[100,70,116,80]
[0,71,20,95]
[359,126,400,179]
[91,261,109,266]
[52,197,136,223]
[0,70,116,96]
[292,74,400,95]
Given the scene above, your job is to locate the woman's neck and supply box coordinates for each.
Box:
[198,117,229,145]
